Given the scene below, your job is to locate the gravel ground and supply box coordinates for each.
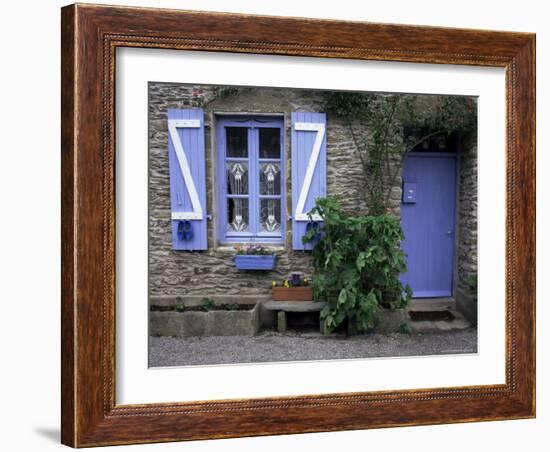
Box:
[149,328,477,367]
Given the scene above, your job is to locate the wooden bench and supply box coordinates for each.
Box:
[263,301,327,333]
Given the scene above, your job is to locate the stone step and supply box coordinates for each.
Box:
[407,304,473,334]
[408,297,455,312]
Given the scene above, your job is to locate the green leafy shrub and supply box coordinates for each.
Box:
[399,322,412,335]
[175,296,185,312]
[224,303,240,311]
[200,297,216,312]
[304,197,412,334]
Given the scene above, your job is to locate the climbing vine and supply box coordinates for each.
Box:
[323,92,476,215]
[305,93,476,332]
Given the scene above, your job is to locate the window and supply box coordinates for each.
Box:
[217,117,285,243]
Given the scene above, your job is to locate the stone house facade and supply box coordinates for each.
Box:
[148,83,477,317]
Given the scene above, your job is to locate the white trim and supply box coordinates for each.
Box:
[294,122,325,221]
[168,119,203,220]
[171,119,201,128]
[171,211,203,220]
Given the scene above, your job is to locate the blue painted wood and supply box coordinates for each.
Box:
[216,117,285,243]
[291,112,327,250]
[401,154,457,298]
[234,254,276,270]
[167,109,208,250]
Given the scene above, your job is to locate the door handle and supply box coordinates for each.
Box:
[446,230,453,235]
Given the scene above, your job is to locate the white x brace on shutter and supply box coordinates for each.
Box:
[167,118,204,220]
[293,121,325,221]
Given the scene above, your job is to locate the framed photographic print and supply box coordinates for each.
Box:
[61,3,535,447]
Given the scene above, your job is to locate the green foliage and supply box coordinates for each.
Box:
[224,303,240,311]
[200,297,216,312]
[399,322,412,335]
[212,86,239,99]
[175,296,185,312]
[323,91,375,118]
[304,197,412,334]
[324,92,476,214]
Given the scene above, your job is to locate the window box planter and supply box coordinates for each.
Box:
[272,286,313,301]
[234,254,276,270]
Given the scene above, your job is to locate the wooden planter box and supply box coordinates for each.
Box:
[272,286,313,301]
[234,254,276,270]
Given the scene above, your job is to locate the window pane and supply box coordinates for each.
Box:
[260,199,281,233]
[227,162,249,195]
[227,198,249,233]
[259,163,281,195]
[259,128,280,159]
[226,127,248,158]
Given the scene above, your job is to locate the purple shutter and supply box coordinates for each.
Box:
[291,112,327,250]
[167,109,208,250]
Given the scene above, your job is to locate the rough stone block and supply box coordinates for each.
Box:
[372,308,409,334]
[456,288,478,326]
[207,306,260,337]
[149,303,259,338]
[277,311,287,333]
[320,319,330,335]
[183,312,208,337]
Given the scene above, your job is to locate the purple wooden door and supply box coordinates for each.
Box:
[401,153,457,298]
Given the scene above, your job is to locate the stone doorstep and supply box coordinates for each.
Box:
[408,297,456,312]
[406,299,473,334]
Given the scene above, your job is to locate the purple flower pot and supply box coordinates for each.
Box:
[234,254,276,270]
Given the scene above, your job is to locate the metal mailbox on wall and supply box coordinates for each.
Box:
[402,178,417,203]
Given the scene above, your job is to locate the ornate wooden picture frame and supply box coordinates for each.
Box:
[61,3,535,447]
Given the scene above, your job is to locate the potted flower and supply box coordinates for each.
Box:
[272,273,313,301]
[234,245,276,270]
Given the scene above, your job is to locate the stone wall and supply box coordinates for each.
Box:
[148,83,380,299]
[148,83,476,302]
[456,135,478,295]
